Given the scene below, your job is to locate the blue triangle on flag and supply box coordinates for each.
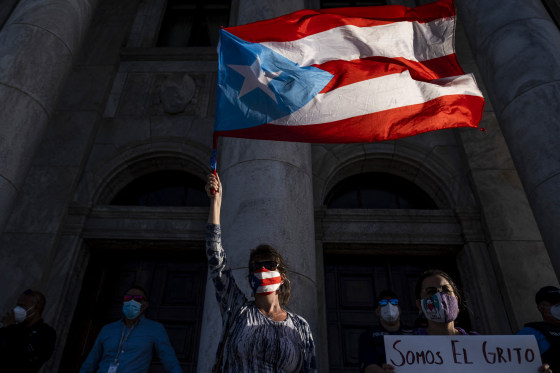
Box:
[215,29,334,132]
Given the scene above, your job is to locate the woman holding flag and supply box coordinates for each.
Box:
[205,173,317,373]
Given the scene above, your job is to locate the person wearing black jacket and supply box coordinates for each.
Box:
[517,286,560,372]
[358,290,413,373]
[0,289,56,373]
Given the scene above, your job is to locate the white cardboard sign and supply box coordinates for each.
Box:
[384,335,542,372]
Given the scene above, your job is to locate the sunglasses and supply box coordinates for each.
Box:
[124,294,145,302]
[250,261,279,272]
[424,285,453,297]
[378,298,399,306]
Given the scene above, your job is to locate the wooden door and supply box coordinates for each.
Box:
[60,245,206,372]
[324,251,466,373]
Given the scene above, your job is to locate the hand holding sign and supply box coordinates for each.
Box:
[384,335,542,373]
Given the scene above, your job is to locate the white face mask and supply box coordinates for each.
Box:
[380,303,400,322]
[13,306,34,323]
[550,304,560,320]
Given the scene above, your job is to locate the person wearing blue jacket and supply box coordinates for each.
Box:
[517,286,560,372]
[79,286,181,373]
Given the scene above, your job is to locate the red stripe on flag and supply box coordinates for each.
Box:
[226,0,455,43]
[316,54,465,93]
[260,277,282,286]
[214,95,484,144]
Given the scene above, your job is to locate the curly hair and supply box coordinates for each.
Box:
[248,244,291,305]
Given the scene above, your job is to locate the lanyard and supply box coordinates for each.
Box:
[114,323,136,364]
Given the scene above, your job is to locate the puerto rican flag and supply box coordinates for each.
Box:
[212,0,484,151]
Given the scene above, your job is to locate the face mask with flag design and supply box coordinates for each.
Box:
[421,291,458,323]
[250,268,283,295]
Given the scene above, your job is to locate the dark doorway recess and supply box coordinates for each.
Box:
[60,242,207,373]
[324,172,438,210]
[110,170,209,207]
[321,0,387,8]
[157,0,231,47]
[324,248,470,373]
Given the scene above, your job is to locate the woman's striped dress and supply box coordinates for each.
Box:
[206,224,317,373]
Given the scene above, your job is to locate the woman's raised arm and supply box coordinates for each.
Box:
[206,173,221,225]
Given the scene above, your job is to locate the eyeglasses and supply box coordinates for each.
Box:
[424,285,454,297]
[378,298,399,306]
[250,261,279,272]
[124,294,145,302]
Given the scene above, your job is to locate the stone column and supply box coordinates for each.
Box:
[0,0,99,233]
[197,1,318,372]
[456,0,560,280]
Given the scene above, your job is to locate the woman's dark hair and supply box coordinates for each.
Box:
[248,244,291,305]
[414,269,463,309]
[377,289,398,301]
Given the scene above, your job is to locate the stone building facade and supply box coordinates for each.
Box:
[0,0,559,372]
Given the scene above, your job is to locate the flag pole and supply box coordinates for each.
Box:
[209,134,218,195]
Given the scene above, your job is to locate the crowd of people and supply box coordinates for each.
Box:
[357,280,558,373]
[205,173,556,373]
[0,172,558,373]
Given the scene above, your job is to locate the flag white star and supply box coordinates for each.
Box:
[228,55,282,103]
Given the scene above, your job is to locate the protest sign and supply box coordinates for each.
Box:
[384,335,541,372]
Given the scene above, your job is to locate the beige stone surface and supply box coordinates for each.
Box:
[32,111,99,167]
[0,22,72,114]
[471,169,543,241]
[0,85,49,184]
[456,242,511,333]
[0,0,100,235]
[0,232,54,308]
[4,166,78,233]
[492,240,558,330]
[457,0,560,278]
[459,113,515,170]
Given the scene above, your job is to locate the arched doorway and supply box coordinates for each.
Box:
[60,169,208,372]
[324,172,438,209]
[320,172,468,372]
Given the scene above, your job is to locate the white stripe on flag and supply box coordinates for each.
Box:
[261,18,455,67]
[257,284,281,293]
[271,72,482,126]
[253,270,281,279]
